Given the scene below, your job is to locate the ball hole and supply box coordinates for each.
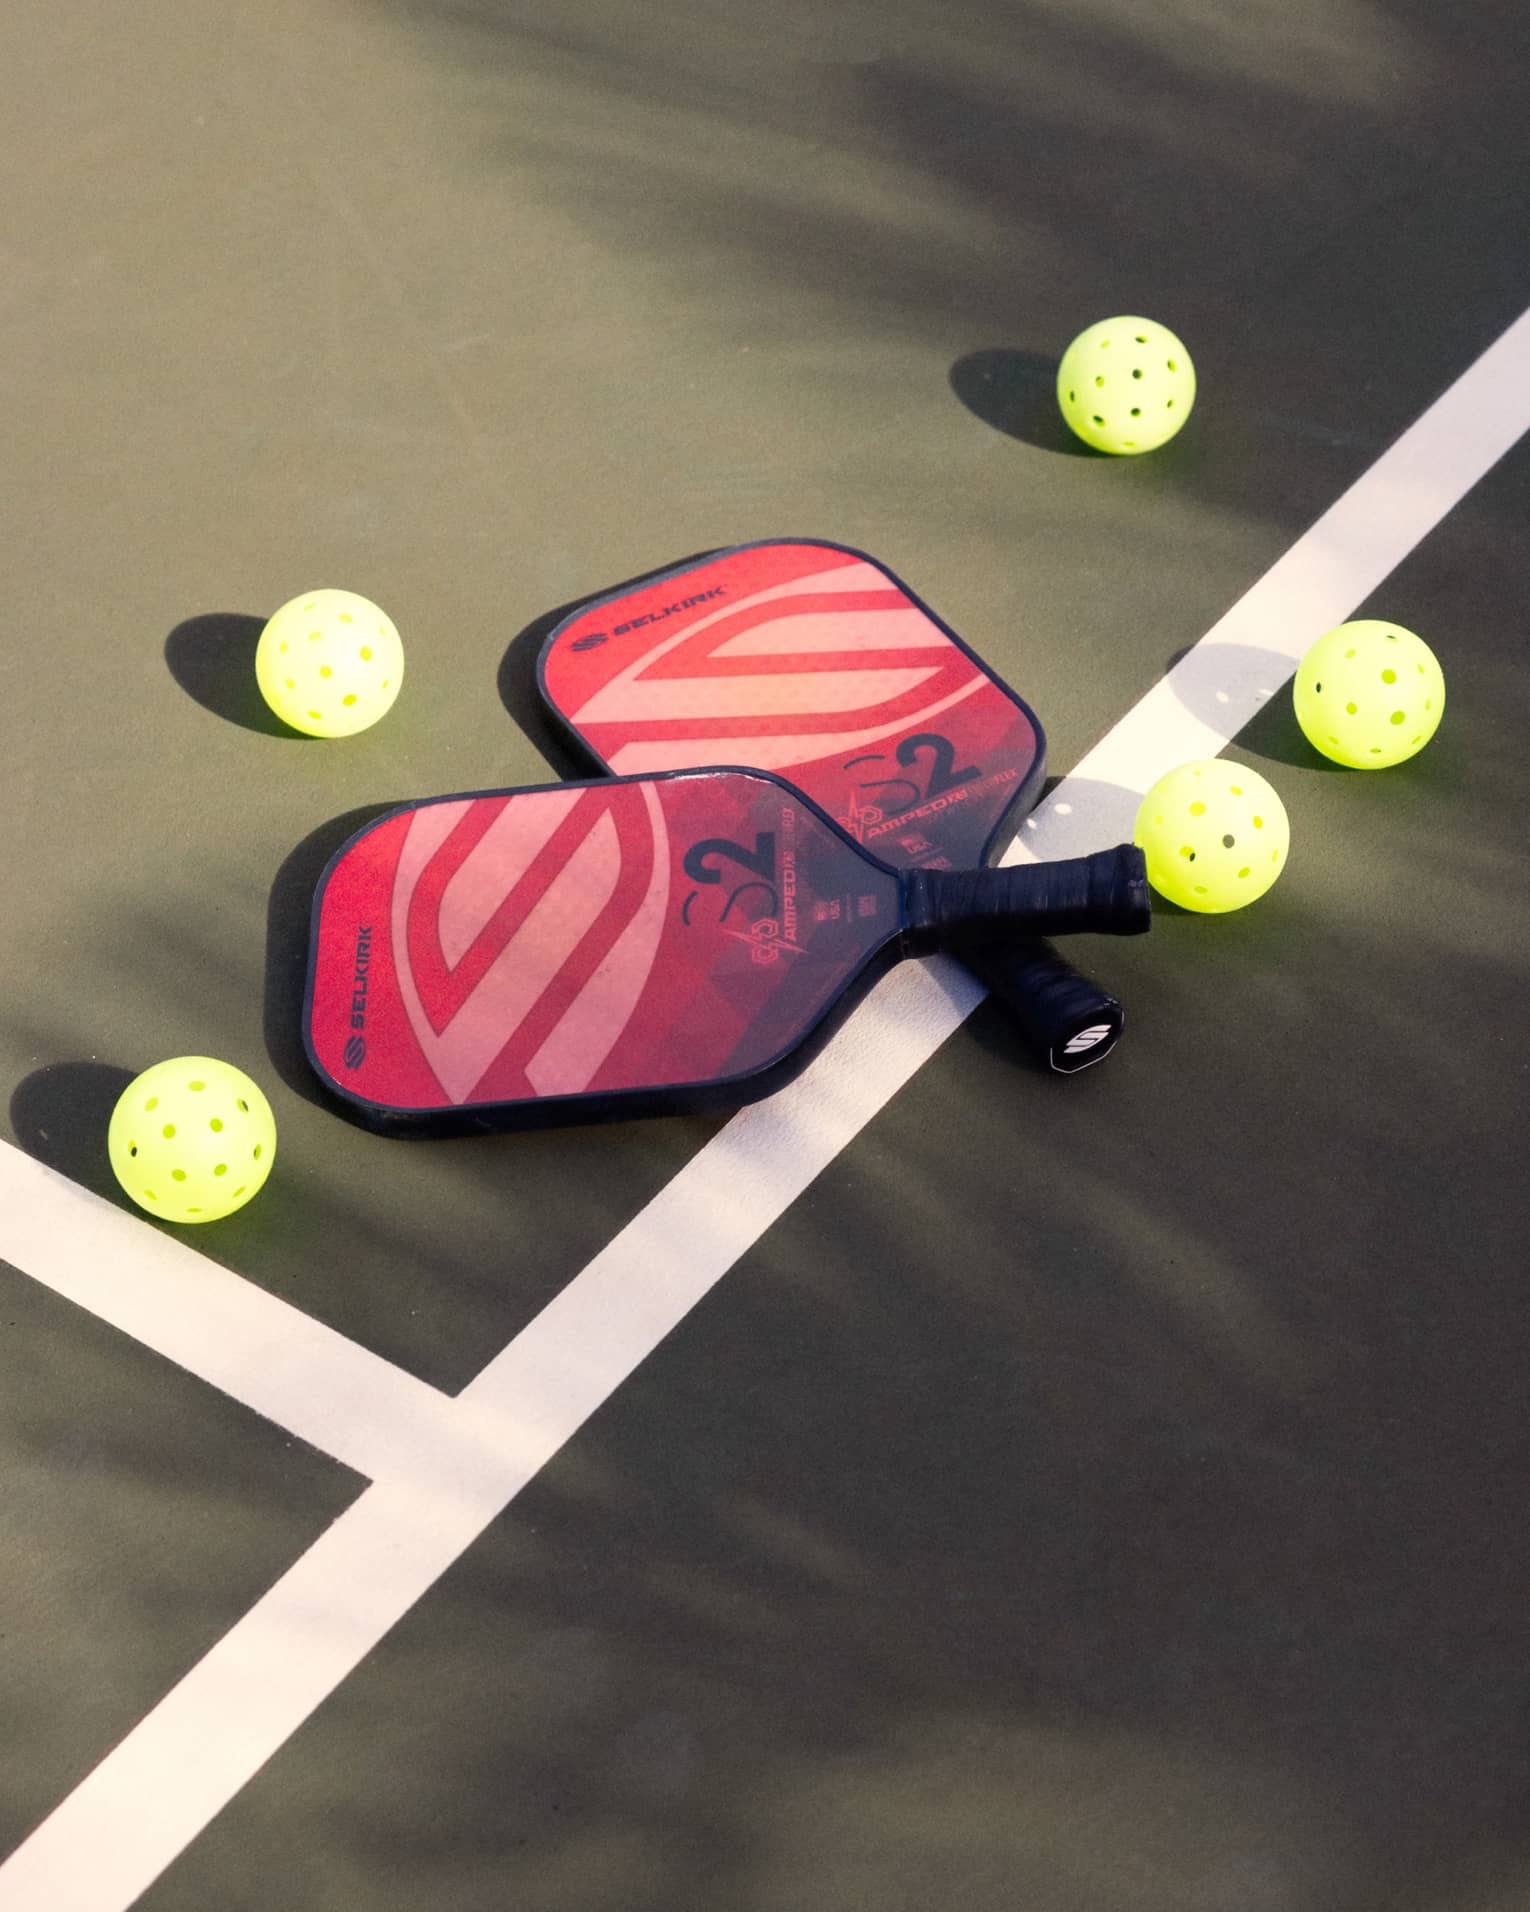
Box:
[308,630,322,642]
[237,1099,249,1112]
[308,710,322,721]
[360,646,373,661]
[171,1169,186,1183]
[279,642,288,654]
[143,1189,158,1202]
[1166,399,1174,408]
[1390,710,1405,726]
[1092,415,1104,425]
[233,1186,247,1198]
[285,679,295,690]
[1425,699,1432,710]
[1412,735,1422,745]
[304,601,316,610]
[1134,333,1147,342]
[1314,681,1322,693]
[1229,785,1242,795]
[1130,407,1141,417]
[339,613,354,624]
[253,1144,263,1160]
[1345,702,1357,714]
[145,1097,159,1112]
[1328,736,1340,745]
[1381,668,1397,684]
[214,1163,228,1177]
[1121,441,1135,447]
[1417,663,1426,674]
[1369,746,1382,754]
[129,1144,138,1157]
[343,694,358,706]
[1167,358,1178,371]
[1344,648,1356,659]
[1385,632,1398,640]
[319,665,333,678]
[189,1080,205,1091]
[1178,846,1196,861]
[381,680,390,689]
[1188,801,1206,816]
[1222,834,1235,848]
[162,1124,176,1139]
[1193,885,1207,895]
[1094,375,1105,387]
[210,1117,223,1132]
[1238,867,1251,879]
[1253,815,1264,828]
[1132,368,1143,379]
[187,1209,202,1216]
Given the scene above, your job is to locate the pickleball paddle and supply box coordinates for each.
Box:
[305,768,1148,1134]
[537,539,1124,1071]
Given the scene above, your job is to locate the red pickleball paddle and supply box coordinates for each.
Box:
[305,767,1147,1135]
[538,540,1124,1072]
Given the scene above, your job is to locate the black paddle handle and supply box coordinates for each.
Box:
[956,939,1124,1073]
[901,846,1150,953]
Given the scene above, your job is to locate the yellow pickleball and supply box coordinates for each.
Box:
[1057,317,1196,454]
[255,588,404,737]
[1293,620,1445,768]
[108,1057,276,1223]
[1134,760,1290,912]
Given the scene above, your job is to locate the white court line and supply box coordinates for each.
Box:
[4,301,1530,1911]
[0,1144,451,1479]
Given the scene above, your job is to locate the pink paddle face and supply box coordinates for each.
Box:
[538,541,1043,873]
[306,769,901,1125]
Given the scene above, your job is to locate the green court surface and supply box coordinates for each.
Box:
[3,2,1528,1907]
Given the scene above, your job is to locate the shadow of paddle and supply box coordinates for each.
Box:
[263,805,408,1108]
[497,546,723,778]
[498,601,592,779]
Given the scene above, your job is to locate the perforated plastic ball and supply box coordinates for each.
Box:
[1292,620,1444,768]
[255,589,404,737]
[108,1057,277,1223]
[1057,317,1196,454]
[1134,760,1290,913]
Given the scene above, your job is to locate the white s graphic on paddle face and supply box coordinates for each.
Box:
[391,783,669,1104]
[570,559,986,776]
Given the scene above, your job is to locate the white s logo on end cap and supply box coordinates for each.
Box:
[1063,1023,1113,1055]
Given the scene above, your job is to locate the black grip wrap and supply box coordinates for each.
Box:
[957,939,1124,1073]
[901,845,1150,954]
